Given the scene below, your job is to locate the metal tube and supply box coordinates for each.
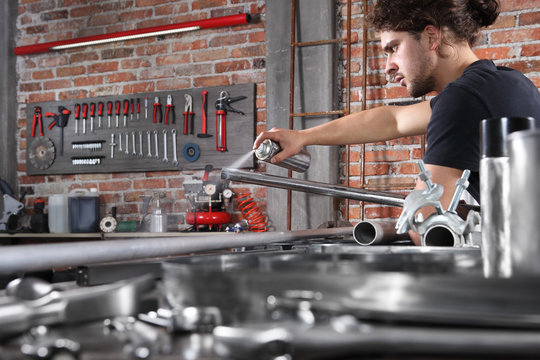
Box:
[423,225,458,247]
[221,168,405,207]
[0,227,352,275]
[353,220,408,246]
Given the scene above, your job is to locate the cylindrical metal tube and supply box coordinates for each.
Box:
[0,227,352,275]
[353,220,408,246]
[254,139,311,173]
[480,117,537,278]
[423,225,459,247]
[221,168,405,207]
[509,130,540,276]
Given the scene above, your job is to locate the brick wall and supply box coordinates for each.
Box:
[15,0,540,228]
[340,0,540,223]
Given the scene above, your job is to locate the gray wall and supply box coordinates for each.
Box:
[0,1,19,192]
[266,0,340,230]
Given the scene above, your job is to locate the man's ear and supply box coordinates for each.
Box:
[424,25,441,51]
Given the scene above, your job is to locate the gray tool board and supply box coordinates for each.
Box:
[25,83,256,175]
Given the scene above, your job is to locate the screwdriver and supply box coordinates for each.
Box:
[90,102,96,133]
[98,102,104,128]
[115,100,120,128]
[82,103,88,135]
[136,98,140,121]
[123,99,129,127]
[107,101,113,128]
[74,104,80,135]
[130,99,134,122]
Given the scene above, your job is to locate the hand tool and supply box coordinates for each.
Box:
[109,133,116,159]
[118,131,123,152]
[137,98,140,121]
[138,131,143,157]
[90,102,96,133]
[45,106,70,156]
[215,90,247,152]
[162,129,169,163]
[145,97,148,120]
[31,107,43,137]
[82,103,88,135]
[125,132,129,155]
[146,131,152,158]
[132,131,137,156]
[74,104,81,135]
[183,94,194,135]
[123,99,129,127]
[172,129,179,166]
[115,100,121,128]
[98,102,104,128]
[154,130,159,159]
[107,101,113,128]
[130,99,134,122]
[165,94,175,125]
[197,90,212,138]
[29,137,55,170]
[153,97,162,123]
[183,143,200,162]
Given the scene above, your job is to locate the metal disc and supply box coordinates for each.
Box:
[183,143,200,162]
[29,137,56,170]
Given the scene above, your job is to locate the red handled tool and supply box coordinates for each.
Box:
[215,90,246,152]
[153,97,162,123]
[45,106,70,155]
[136,98,140,121]
[165,94,175,125]
[74,104,81,135]
[197,90,212,138]
[123,99,129,127]
[82,103,88,135]
[98,102,104,128]
[183,94,194,135]
[107,101,113,128]
[31,106,43,137]
[90,102,96,133]
[115,100,121,127]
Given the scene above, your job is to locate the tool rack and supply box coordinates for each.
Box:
[25,83,256,175]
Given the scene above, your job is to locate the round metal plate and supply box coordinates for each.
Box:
[29,136,56,170]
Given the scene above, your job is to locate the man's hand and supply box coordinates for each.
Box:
[253,127,305,164]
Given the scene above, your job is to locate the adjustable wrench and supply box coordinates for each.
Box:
[162,129,169,163]
[154,130,159,159]
[172,129,178,166]
[146,131,152,158]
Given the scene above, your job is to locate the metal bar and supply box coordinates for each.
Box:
[222,168,405,207]
[293,38,346,47]
[360,0,369,221]
[344,0,352,221]
[290,110,345,117]
[0,227,353,275]
[287,0,297,231]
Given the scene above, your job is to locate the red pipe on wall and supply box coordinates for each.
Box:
[14,13,251,56]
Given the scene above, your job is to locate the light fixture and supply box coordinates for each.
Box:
[14,13,251,56]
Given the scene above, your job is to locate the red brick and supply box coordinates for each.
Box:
[70,52,99,63]
[491,28,540,44]
[156,54,190,66]
[57,65,86,77]
[231,45,265,58]
[215,60,250,73]
[73,75,104,87]
[20,82,42,92]
[70,5,102,18]
[124,191,146,203]
[364,163,390,176]
[140,68,174,80]
[156,78,191,90]
[193,75,229,87]
[106,72,137,83]
[365,149,410,162]
[231,71,265,84]
[32,70,54,80]
[88,14,120,27]
[192,0,228,10]
[59,89,89,100]
[249,31,265,43]
[101,48,134,59]
[473,46,514,60]
[121,58,152,69]
[133,178,166,189]
[122,82,155,94]
[522,44,540,57]
[29,92,56,103]
[209,34,247,47]
[43,79,71,90]
[500,0,538,11]
[88,62,119,73]
[192,49,229,62]
[99,180,132,192]
[136,0,170,6]
[364,206,402,219]
[120,9,153,22]
[136,44,170,56]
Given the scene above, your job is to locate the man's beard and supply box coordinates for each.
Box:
[407,57,436,98]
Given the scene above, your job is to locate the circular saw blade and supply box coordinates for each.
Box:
[29,137,56,170]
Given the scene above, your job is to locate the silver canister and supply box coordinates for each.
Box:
[509,129,540,276]
[255,139,311,173]
[150,209,168,233]
[479,117,537,278]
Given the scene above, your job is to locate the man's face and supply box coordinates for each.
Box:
[380,31,437,98]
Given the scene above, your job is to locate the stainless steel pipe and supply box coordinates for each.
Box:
[0,227,352,275]
[221,168,405,207]
[353,220,408,246]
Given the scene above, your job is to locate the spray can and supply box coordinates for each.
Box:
[255,139,311,173]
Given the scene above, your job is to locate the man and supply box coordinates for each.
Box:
[254,0,540,245]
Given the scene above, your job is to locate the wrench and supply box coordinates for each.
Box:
[132,131,137,156]
[110,133,116,159]
[162,129,169,163]
[125,132,129,155]
[138,131,143,157]
[154,130,159,159]
[119,132,123,152]
[146,131,152,158]
[171,129,178,166]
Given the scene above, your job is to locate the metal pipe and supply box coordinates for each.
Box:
[0,227,352,275]
[221,168,405,207]
[353,220,408,246]
[423,225,458,247]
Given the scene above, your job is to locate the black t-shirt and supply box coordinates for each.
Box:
[425,60,540,202]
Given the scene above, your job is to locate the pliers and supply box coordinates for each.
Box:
[165,94,175,125]
[153,97,162,123]
[183,94,194,135]
[31,106,43,137]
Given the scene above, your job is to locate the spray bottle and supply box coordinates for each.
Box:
[255,139,311,173]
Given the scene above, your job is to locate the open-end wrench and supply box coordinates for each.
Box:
[110,133,116,159]
[119,131,123,152]
[171,129,178,166]
[146,131,152,158]
[162,129,169,163]
[154,130,159,159]
[132,131,137,156]
[125,132,129,155]
[138,131,143,157]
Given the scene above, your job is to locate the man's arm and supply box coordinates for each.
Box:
[254,101,431,163]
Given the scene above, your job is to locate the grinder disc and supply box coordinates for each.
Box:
[29,137,56,170]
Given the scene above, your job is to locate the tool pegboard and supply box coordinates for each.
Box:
[25,83,256,175]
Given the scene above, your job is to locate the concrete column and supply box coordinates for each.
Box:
[266,0,339,230]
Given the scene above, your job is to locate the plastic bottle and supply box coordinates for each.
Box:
[68,188,100,233]
[48,194,69,233]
